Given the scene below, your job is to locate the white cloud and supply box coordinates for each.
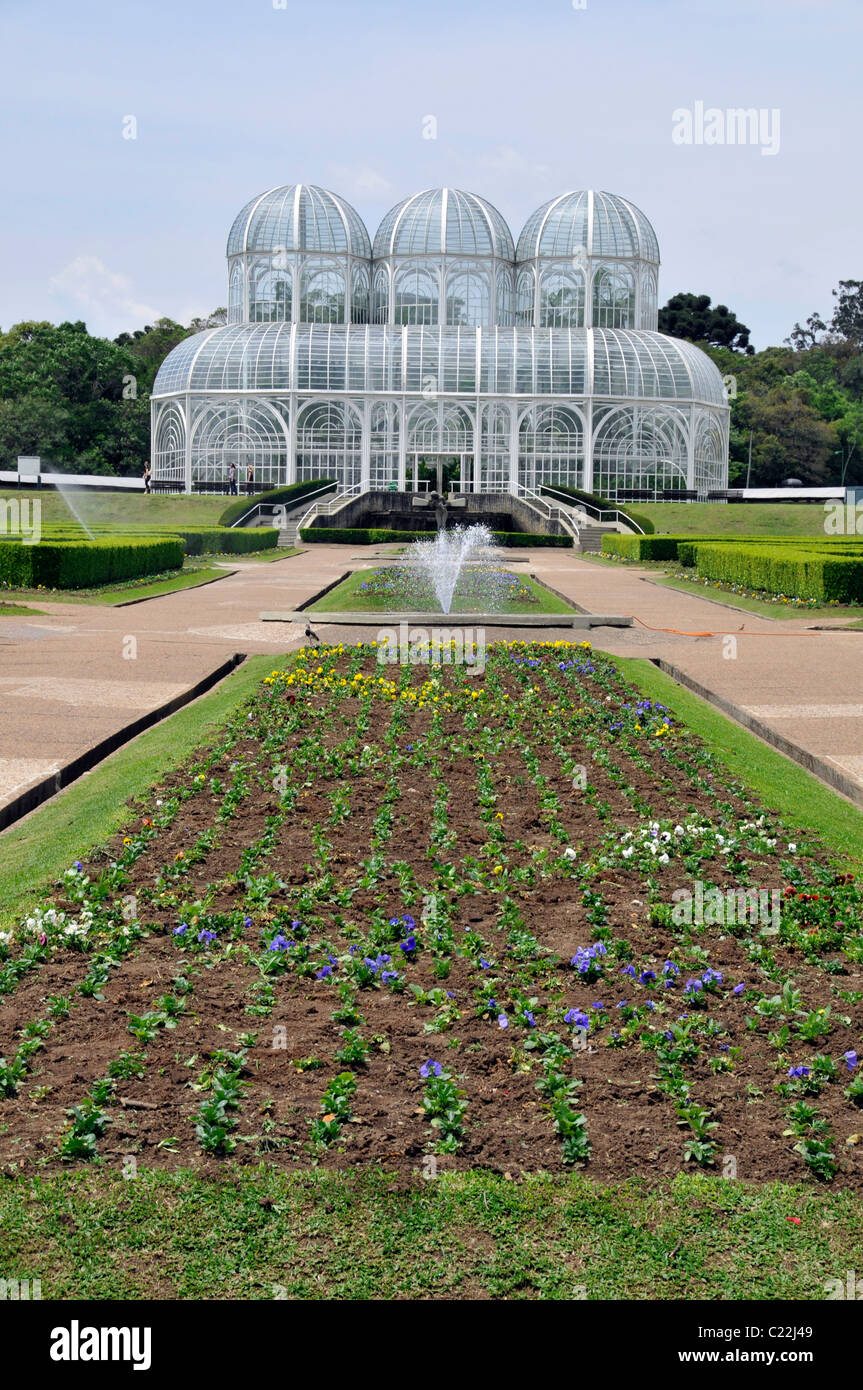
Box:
[49,255,161,335]
[478,146,551,182]
[327,165,394,201]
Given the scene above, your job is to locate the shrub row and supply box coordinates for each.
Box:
[539,484,655,535]
[0,538,185,590]
[691,543,863,603]
[171,528,278,555]
[601,534,680,560]
[299,527,572,547]
[218,478,336,528]
[602,533,863,564]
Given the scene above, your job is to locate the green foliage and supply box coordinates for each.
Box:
[601,534,680,560]
[169,528,278,555]
[690,542,863,603]
[300,527,572,547]
[659,293,753,354]
[218,479,336,528]
[0,537,184,590]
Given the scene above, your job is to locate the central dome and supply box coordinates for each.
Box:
[373,188,515,260]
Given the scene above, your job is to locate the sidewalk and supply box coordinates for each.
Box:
[1,547,862,820]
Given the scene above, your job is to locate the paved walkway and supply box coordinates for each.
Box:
[1,547,862,820]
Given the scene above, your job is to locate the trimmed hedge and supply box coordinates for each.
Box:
[691,543,863,603]
[218,479,336,528]
[170,528,278,555]
[0,538,184,590]
[601,534,680,561]
[539,484,655,535]
[603,533,863,565]
[299,527,572,548]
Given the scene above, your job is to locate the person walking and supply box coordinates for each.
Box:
[246,462,254,496]
[142,461,152,494]
[228,462,238,495]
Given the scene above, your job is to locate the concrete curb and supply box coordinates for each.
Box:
[652,658,863,810]
[0,652,247,835]
[260,610,633,628]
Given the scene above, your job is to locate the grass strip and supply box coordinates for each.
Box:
[0,1168,856,1300]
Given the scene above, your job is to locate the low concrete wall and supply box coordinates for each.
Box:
[311,491,562,536]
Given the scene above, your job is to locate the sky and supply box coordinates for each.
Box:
[0,0,859,350]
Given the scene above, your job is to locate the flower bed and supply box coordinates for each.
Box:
[0,641,861,1185]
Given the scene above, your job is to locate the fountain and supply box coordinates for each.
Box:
[404,490,498,614]
[408,521,497,614]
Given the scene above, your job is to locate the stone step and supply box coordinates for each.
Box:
[578,526,606,554]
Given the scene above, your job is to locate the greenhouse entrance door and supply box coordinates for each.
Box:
[407,455,473,493]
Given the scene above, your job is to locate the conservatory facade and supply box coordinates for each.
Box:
[151,185,729,499]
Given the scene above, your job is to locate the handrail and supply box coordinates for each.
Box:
[295,483,363,535]
[537,486,645,535]
[229,481,336,529]
[516,486,580,543]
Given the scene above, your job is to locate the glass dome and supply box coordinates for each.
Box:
[516,190,659,264]
[226,184,372,326]
[373,188,515,260]
[227,184,371,259]
[371,189,515,328]
[154,324,726,406]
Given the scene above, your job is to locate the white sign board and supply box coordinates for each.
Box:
[17,456,40,478]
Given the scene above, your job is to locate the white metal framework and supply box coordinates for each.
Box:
[152,185,729,499]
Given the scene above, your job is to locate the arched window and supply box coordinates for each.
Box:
[373,267,390,324]
[592,406,688,498]
[296,401,362,488]
[445,265,491,326]
[300,263,346,323]
[519,405,584,491]
[592,266,636,328]
[351,265,370,324]
[248,257,292,322]
[190,401,288,490]
[516,269,535,327]
[539,267,585,327]
[154,404,185,482]
[495,268,515,326]
[394,264,439,325]
[228,263,245,324]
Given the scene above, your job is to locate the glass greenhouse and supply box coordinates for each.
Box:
[151,185,729,499]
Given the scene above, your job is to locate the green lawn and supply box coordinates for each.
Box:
[309,567,575,614]
[637,502,832,536]
[651,573,853,622]
[0,602,47,616]
[0,1168,856,1300]
[13,489,229,530]
[3,562,229,607]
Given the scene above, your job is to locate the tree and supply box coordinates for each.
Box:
[831,280,863,347]
[658,293,754,353]
[786,312,827,352]
[732,381,839,485]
